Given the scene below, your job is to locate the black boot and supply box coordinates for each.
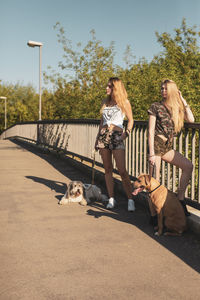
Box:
[180,200,190,217]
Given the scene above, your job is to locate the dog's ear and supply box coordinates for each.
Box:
[68,181,75,193]
[65,183,69,197]
[144,175,151,186]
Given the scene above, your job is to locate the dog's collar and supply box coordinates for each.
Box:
[148,183,161,194]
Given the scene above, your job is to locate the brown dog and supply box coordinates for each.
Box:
[132,174,187,236]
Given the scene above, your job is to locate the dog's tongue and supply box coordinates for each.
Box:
[132,187,144,195]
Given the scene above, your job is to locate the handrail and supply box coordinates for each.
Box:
[1,119,200,209]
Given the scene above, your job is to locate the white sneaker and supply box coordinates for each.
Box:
[128,199,135,212]
[106,197,116,209]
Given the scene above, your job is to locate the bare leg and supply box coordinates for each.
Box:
[162,149,193,216]
[112,149,132,198]
[99,149,114,198]
[154,156,162,181]
[149,155,161,181]
[161,150,193,200]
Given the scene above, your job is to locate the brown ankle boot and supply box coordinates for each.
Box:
[180,200,190,217]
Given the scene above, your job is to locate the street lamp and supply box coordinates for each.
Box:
[27,40,43,121]
[0,96,7,129]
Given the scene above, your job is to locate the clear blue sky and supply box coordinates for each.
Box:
[1,0,200,91]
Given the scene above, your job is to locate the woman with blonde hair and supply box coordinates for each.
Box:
[95,77,135,211]
[148,79,194,218]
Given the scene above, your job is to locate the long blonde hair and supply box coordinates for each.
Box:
[162,79,185,133]
[101,77,128,113]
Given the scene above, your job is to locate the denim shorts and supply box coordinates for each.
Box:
[97,128,125,150]
[154,135,173,156]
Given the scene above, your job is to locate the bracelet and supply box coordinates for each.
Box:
[149,154,155,158]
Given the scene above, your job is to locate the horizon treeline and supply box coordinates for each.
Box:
[0,18,200,133]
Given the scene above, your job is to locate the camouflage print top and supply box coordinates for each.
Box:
[148,101,174,143]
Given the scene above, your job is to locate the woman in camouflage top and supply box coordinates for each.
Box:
[148,79,194,216]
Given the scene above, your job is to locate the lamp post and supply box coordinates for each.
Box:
[0,96,7,129]
[27,40,43,121]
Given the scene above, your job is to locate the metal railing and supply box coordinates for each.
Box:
[1,119,200,209]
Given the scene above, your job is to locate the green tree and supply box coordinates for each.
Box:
[44,23,116,119]
[119,18,200,121]
[1,18,200,131]
[0,83,53,132]
[154,18,200,120]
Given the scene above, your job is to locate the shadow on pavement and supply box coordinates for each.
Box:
[26,176,67,201]
[11,138,200,274]
[87,202,200,274]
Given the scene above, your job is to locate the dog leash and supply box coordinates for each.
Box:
[148,162,161,193]
[148,183,161,194]
[149,162,154,181]
[91,149,97,185]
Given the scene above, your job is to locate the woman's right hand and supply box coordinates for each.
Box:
[149,155,156,166]
[94,139,99,151]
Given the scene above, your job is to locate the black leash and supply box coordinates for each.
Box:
[91,150,96,185]
[148,162,162,193]
[149,161,155,180]
[148,183,161,194]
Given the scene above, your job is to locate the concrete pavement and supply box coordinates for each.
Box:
[1,139,200,300]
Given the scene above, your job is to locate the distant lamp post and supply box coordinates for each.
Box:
[0,96,7,129]
[27,40,43,121]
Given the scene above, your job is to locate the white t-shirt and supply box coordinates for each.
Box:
[102,105,124,129]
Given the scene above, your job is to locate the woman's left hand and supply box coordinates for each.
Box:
[178,90,187,106]
[121,132,127,140]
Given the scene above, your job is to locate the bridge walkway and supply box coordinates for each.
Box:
[0,140,200,300]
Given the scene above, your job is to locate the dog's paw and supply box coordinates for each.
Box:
[154,231,162,236]
[58,196,70,205]
[58,201,65,205]
[101,194,108,203]
[154,230,163,236]
[86,197,91,204]
[79,199,87,206]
